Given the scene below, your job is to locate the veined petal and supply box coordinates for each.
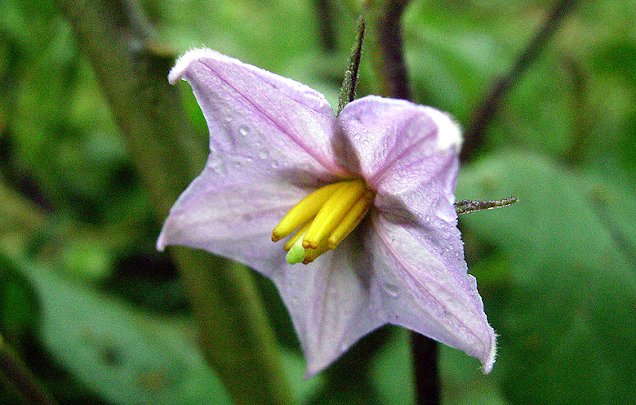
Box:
[158,165,308,275]
[170,48,349,178]
[267,234,385,377]
[368,212,496,373]
[339,95,461,223]
[339,96,461,193]
[159,48,353,272]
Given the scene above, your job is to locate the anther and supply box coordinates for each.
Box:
[271,179,375,265]
[271,182,346,242]
[302,180,367,249]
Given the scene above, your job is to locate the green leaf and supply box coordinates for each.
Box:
[456,151,636,404]
[21,263,232,405]
[369,328,414,405]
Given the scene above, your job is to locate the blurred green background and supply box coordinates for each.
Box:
[1,0,635,404]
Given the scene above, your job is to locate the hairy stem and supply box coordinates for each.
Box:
[461,0,580,162]
[337,17,366,115]
[53,1,293,404]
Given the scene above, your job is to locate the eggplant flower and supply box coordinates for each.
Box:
[157,49,496,376]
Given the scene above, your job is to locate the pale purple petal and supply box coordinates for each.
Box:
[158,166,304,274]
[169,49,349,178]
[159,48,351,271]
[339,96,495,371]
[268,235,384,377]
[339,96,461,220]
[367,212,496,373]
[160,50,497,376]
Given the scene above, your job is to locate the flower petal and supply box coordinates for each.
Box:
[170,48,348,177]
[338,95,461,195]
[159,48,353,271]
[157,166,307,274]
[268,234,385,377]
[368,212,496,373]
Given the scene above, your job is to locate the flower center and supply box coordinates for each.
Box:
[271,179,375,265]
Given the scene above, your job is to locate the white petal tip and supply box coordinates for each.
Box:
[424,107,463,151]
[481,336,497,374]
[156,231,168,252]
[168,48,222,84]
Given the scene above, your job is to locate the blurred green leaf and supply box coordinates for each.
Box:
[369,328,414,405]
[457,151,636,404]
[21,262,232,405]
[0,258,38,343]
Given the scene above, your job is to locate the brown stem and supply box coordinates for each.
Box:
[314,0,338,52]
[365,0,412,99]
[364,0,440,402]
[461,0,580,163]
[411,332,440,405]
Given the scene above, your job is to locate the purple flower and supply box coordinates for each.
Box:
[157,49,496,376]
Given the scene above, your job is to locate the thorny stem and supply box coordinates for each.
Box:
[455,197,518,215]
[461,0,580,163]
[337,17,366,115]
[0,336,58,405]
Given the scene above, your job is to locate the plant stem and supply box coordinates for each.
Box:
[363,0,412,99]
[0,336,58,405]
[362,1,441,402]
[337,17,366,115]
[461,0,580,162]
[53,0,293,404]
[411,332,440,405]
[314,0,337,52]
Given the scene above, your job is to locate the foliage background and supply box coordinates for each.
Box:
[1,0,635,404]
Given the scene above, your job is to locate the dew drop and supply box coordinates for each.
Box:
[382,283,400,298]
[208,152,226,175]
[238,125,250,136]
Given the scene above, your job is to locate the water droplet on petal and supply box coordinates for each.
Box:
[208,151,226,175]
[238,125,249,136]
[382,283,400,298]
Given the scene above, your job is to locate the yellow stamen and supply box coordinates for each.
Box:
[283,221,312,251]
[327,190,374,249]
[302,179,367,249]
[271,182,346,242]
[302,241,330,264]
[272,178,375,265]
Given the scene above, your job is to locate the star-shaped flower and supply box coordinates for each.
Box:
[157,49,496,376]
